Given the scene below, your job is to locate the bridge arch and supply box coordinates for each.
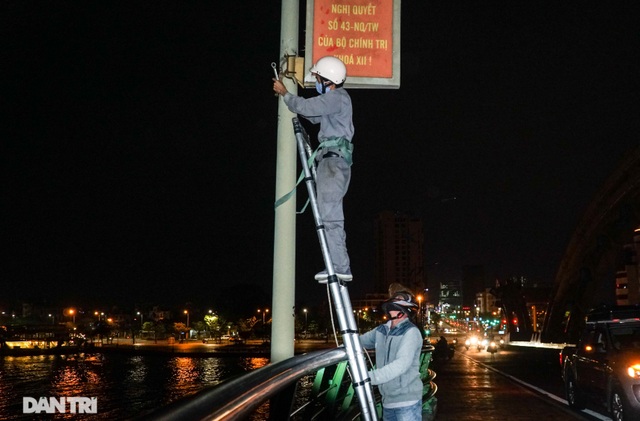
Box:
[542,145,640,343]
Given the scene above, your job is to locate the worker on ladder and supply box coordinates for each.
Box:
[273,56,354,283]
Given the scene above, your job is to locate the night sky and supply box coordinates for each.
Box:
[4,2,638,312]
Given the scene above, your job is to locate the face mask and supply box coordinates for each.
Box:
[315,81,327,95]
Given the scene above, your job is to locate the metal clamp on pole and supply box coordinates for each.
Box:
[292,117,378,421]
[284,54,306,88]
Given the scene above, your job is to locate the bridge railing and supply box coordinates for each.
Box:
[142,345,437,421]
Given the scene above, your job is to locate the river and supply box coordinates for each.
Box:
[0,351,269,420]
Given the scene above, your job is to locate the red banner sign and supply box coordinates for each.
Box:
[312,0,394,79]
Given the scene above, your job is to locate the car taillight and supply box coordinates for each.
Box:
[626,364,640,379]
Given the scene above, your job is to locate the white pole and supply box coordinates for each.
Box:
[271,0,299,363]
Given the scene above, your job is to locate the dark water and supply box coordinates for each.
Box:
[0,352,269,420]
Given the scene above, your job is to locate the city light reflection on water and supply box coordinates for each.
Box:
[0,353,270,420]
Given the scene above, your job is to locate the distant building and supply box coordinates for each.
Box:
[616,229,640,305]
[616,270,630,305]
[373,211,426,294]
[439,279,462,312]
[20,302,60,320]
[476,288,500,314]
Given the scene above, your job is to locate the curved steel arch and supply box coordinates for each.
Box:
[541,145,640,343]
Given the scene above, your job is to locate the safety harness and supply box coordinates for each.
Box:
[274,137,353,211]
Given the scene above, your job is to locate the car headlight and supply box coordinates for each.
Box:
[627,364,640,379]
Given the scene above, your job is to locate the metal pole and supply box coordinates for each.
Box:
[271,0,299,363]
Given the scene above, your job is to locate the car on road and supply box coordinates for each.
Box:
[561,305,640,421]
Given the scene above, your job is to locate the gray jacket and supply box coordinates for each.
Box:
[359,318,423,405]
[283,88,354,141]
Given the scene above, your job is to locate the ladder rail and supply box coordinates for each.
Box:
[299,125,318,182]
[292,117,378,421]
[294,120,334,280]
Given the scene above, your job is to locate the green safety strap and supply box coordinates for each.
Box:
[273,153,315,212]
[274,137,353,211]
[321,137,354,166]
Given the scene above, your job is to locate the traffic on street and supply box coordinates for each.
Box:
[430,331,614,421]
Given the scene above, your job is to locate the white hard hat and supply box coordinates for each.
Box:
[310,56,347,85]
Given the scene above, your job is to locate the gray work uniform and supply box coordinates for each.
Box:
[283,88,354,274]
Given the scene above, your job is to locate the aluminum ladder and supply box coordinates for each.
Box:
[292,117,378,421]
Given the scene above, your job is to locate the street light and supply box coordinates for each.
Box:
[303,308,308,333]
[68,308,76,324]
[184,310,190,341]
[258,308,270,325]
[136,311,144,327]
[423,288,431,327]
[205,310,216,338]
